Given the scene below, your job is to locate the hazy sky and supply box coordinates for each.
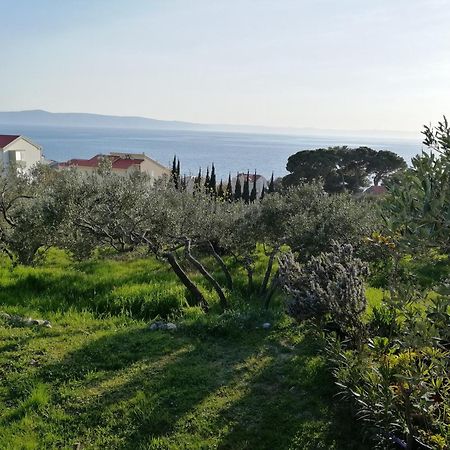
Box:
[1,0,449,131]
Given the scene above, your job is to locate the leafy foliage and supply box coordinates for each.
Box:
[328,292,450,449]
[279,242,369,342]
[383,123,450,255]
[283,146,406,193]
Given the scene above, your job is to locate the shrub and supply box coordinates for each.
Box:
[329,288,450,449]
[279,242,369,342]
[368,303,398,338]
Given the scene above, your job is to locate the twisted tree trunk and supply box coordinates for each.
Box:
[185,240,228,310]
[164,251,209,312]
[264,269,280,310]
[208,241,233,291]
[260,246,279,295]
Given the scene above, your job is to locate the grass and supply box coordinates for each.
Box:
[0,250,367,449]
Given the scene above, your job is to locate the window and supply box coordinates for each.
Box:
[8,150,23,162]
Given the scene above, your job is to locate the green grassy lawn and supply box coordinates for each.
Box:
[0,252,365,450]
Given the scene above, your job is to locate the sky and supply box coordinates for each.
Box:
[0,0,449,132]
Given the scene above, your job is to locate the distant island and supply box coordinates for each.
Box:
[0,109,418,139]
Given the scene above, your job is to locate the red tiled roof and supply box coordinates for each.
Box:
[364,185,388,196]
[0,134,20,148]
[59,154,144,170]
[112,158,144,169]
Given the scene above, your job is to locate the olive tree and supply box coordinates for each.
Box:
[267,182,379,262]
[0,164,67,265]
[57,169,242,311]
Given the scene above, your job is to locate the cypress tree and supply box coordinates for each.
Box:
[210,163,217,195]
[234,173,242,201]
[194,168,202,194]
[176,160,180,178]
[172,155,177,176]
[181,174,187,191]
[226,173,233,201]
[172,155,179,189]
[250,171,257,203]
[204,167,210,192]
[260,185,266,200]
[243,171,250,204]
[217,179,224,199]
[268,172,275,193]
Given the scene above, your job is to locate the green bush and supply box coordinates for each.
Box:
[279,242,369,343]
[329,290,450,449]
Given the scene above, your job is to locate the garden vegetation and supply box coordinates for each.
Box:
[0,119,449,449]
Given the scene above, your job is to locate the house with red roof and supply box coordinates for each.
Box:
[363,185,388,197]
[0,135,42,171]
[57,152,170,179]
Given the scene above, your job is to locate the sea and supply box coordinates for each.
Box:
[0,125,423,180]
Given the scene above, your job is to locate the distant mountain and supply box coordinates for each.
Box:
[0,109,418,138]
[0,109,201,131]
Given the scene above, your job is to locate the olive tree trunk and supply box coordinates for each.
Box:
[208,241,233,291]
[260,247,279,295]
[185,240,228,310]
[164,251,209,312]
[264,269,280,310]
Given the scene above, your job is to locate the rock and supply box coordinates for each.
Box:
[0,312,52,328]
[28,318,52,328]
[149,321,166,331]
[262,322,271,330]
[30,319,52,328]
[148,321,177,331]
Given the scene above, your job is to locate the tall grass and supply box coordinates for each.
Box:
[0,247,276,320]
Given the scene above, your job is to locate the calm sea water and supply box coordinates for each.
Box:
[1,125,423,179]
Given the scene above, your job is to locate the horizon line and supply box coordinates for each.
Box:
[1,108,422,137]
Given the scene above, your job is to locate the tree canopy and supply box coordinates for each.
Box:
[283,146,406,193]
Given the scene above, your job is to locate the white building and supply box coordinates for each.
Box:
[232,173,268,196]
[57,152,170,181]
[0,135,42,171]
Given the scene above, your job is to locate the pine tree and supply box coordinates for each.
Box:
[226,173,233,201]
[268,172,275,193]
[250,171,257,203]
[243,171,250,204]
[234,173,242,201]
[217,179,224,199]
[210,163,217,195]
[204,167,210,192]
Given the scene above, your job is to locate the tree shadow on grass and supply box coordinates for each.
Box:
[33,325,264,449]
[145,331,368,450]
[1,322,366,450]
[211,334,368,450]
